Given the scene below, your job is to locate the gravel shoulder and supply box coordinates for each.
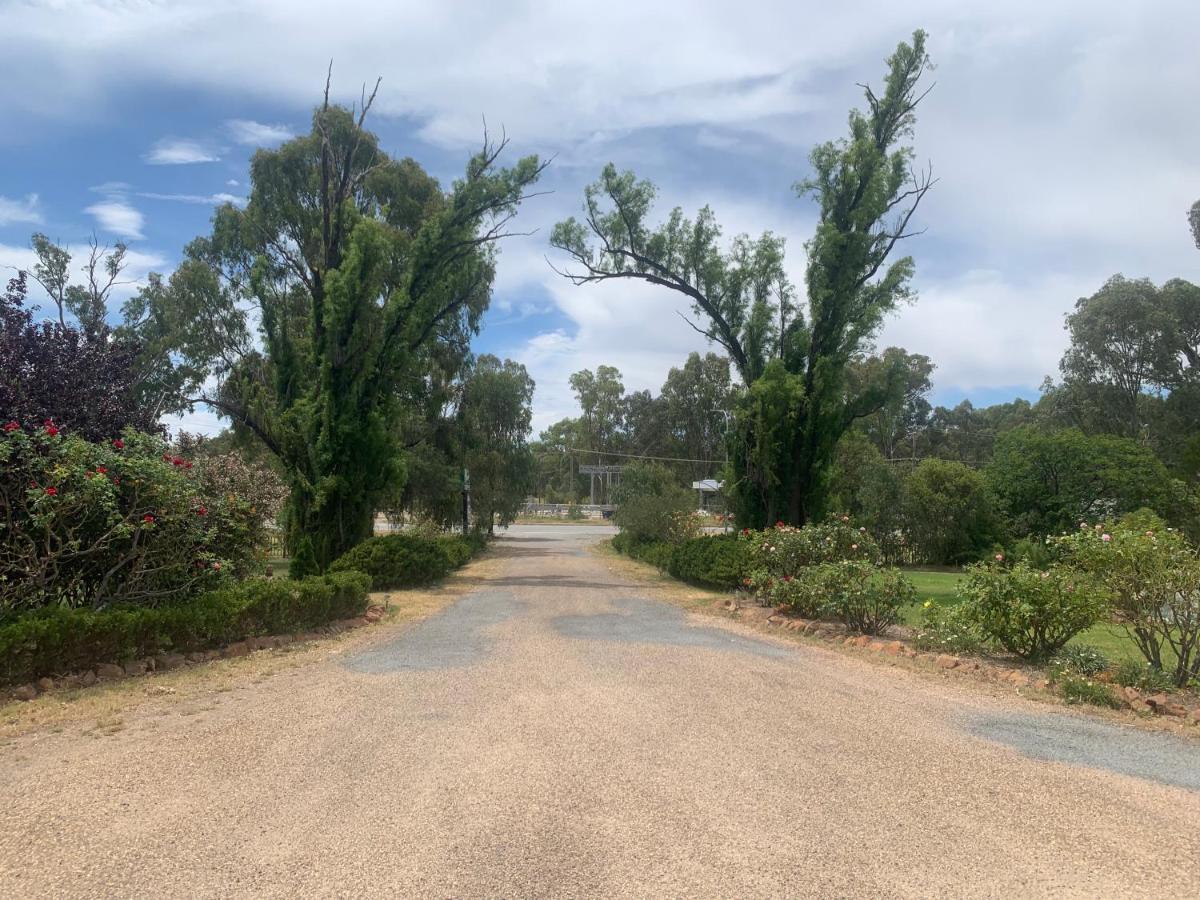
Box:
[2,525,1198,898]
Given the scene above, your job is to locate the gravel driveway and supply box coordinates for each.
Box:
[2,525,1199,898]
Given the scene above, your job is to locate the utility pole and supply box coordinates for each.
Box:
[461,467,471,535]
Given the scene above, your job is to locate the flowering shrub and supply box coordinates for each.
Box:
[814,562,915,635]
[956,560,1109,661]
[1057,512,1200,687]
[0,425,263,614]
[1049,644,1109,676]
[913,601,986,655]
[611,463,695,543]
[744,516,881,610]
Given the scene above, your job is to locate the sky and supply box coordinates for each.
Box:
[2,0,1199,437]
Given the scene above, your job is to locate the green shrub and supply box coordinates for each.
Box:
[436,535,478,568]
[636,541,676,571]
[666,535,750,589]
[0,427,266,614]
[1111,658,1176,693]
[958,560,1109,662]
[328,534,461,590]
[745,516,880,608]
[1058,511,1200,687]
[819,563,915,635]
[611,463,695,543]
[913,601,986,655]
[1056,673,1122,709]
[1051,644,1109,676]
[0,571,370,684]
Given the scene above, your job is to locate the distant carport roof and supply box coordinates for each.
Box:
[692,480,723,492]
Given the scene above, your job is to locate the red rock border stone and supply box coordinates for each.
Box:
[720,599,1200,726]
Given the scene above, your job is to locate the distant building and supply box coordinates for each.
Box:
[692,479,724,512]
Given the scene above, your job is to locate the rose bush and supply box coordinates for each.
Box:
[0,425,264,614]
[1058,511,1200,686]
[956,559,1109,661]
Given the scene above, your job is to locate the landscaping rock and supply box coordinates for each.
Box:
[884,641,905,655]
[1122,686,1142,703]
[1130,699,1153,716]
[158,653,187,671]
[123,660,147,676]
[1146,693,1189,718]
[80,670,97,686]
[35,677,54,693]
[186,652,207,663]
[96,663,124,680]
[12,684,38,701]
[223,641,250,658]
[1006,671,1031,688]
[203,650,220,661]
[936,654,959,669]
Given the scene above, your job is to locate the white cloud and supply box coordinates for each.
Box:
[0,241,167,310]
[225,118,293,145]
[0,193,43,226]
[83,198,145,239]
[4,0,1199,421]
[144,138,220,165]
[138,191,245,206]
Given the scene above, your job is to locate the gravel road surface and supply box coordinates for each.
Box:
[2,524,1199,898]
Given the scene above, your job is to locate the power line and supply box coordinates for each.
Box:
[561,446,715,465]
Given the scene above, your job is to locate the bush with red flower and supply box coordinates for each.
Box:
[0,425,264,614]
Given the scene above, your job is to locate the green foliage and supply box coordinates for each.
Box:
[327,532,479,590]
[1055,673,1122,709]
[126,97,545,571]
[553,32,934,528]
[813,562,915,634]
[611,462,695,543]
[913,600,986,655]
[0,427,264,614]
[902,458,998,565]
[1058,511,1200,686]
[666,535,751,589]
[0,571,370,685]
[1050,644,1110,676]
[987,427,1187,538]
[1111,658,1176,693]
[958,560,1109,661]
[461,355,535,531]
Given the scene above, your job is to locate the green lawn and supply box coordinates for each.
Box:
[898,568,1151,666]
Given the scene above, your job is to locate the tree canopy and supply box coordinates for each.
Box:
[551,31,935,527]
[126,86,545,571]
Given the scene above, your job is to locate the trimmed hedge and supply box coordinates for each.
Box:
[0,571,371,685]
[328,531,485,591]
[613,533,751,590]
[667,535,750,589]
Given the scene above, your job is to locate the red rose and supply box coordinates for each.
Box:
[184,461,193,469]
[2,421,18,432]
[44,424,59,437]
[96,466,107,475]
[45,487,57,496]
[775,520,785,528]
[142,513,155,523]
[172,456,185,467]
[112,439,124,449]
[196,506,208,516]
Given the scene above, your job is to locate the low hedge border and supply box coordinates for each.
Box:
[329,531,487,591]
[0,570,371,686]
[612,532,750,590]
